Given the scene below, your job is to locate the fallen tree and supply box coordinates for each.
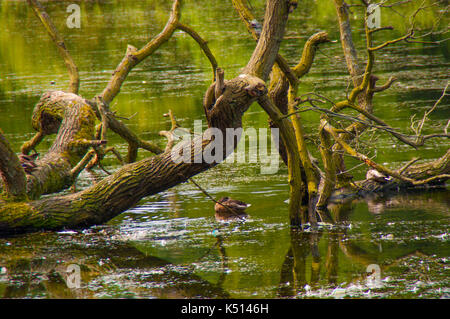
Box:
[0,0,285,234]
[0,0,448,235]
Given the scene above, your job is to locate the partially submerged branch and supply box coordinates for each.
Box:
[258,95,306,226]
[325,124,450,186]
[0,72,268,235]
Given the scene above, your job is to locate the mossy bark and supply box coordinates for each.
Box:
[0,0,290,236]
[0,131,28,201]
[0,75,267,235]
[23,92,99,199]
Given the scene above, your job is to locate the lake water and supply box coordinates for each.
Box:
[0,0,448,298]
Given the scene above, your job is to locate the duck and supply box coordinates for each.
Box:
[18,153,39,174]
[366,169,392,183]
[214,197,250,221]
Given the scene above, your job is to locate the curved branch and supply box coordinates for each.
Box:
[0,74,268,235]
[27,0,79,94]
[100,0,181,104]
[176,22,218,79]
[371,76,397,92]
[293,31,330,78]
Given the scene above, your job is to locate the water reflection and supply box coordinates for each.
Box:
[0,231,229,298]
[0,189,448,298]
[275,190,449,298]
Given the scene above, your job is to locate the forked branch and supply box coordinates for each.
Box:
[100,0,182,104]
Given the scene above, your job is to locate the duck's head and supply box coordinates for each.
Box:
[218,197,229,203]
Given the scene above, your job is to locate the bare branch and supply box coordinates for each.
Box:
[368,30,414,51]
[21,131,44,155]
[70,150,95,179]
[291,95,450,148]
[293,31,331,78]
[413,82,449,137]
[176,22,218,80]
[159,110,179,152]
[325,124,450,186]
[90,97,163,163]
[397,157,420,175]
[27,0,79,94]
[380,0,413,8]
[100,0,181,104]
[371,76,397,92]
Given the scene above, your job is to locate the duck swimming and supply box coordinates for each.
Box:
[214,197,250,221]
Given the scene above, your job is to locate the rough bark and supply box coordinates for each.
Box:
[0,131,27,200]
[332,0,374,187]
[22,92,101,199]
[0,74,266,235]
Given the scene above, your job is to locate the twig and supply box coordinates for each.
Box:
[27,0,79,94]
[413,82,449,137]
[397,157,420,175]
[159,109,179,152]
[325,124,450,186]
[176,22,218,80]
